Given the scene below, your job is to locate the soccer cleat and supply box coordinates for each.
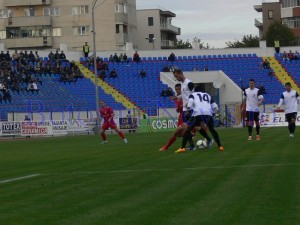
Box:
[207,139,214,149]
[175,148,186,153]
[101,140,108,144]
[248,136,252,141]
[219,146,224,151]
[187,145,197,151]
[124,138,128,144]
[289,134,295,138]
[159,145,168,151]
[256,135,261,141]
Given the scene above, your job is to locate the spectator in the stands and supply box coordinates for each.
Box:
[48,51,55,61]
[268,69,275,80]
[54,50,60,61]
[109,68,118,78]
[294,51,299,60]
[23,51,29,62]
[133,51,140,62]
[11,80,21,95]
[288,50,294,61]
[99,68,107,80]
[204,65,208,71]
[109,55,114,62]
[262,59,270,69]
[0,51,5,61]
[123,53,128,62]
[119,53,124,62]
[5,51,11,61]
[193,66,199,71]
[140,69,146,78]
[2,87,11,103]
[282,51,289,61]
[28,51,35,63]
[113,53,119,62]
[35,51,40,61]
[60,51,66,61]
[168,52,176,61]
[12,50,20,62]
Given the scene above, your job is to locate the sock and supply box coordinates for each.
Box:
[256,125,260,135]
[166,135,177,148]
[291,123,296,134]
[209,127,222,147]
[181,130,192,148]
[101,133,106,141]
[117,131,125,139]
[198,128,211,142]
[248,126,253,136]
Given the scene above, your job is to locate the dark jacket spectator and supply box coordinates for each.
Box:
[140,70,146,78]
[133,51,140,62]
[168,52,176,61]
[109,69,117,78]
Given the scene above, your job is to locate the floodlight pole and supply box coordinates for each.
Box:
[92,0,100,132]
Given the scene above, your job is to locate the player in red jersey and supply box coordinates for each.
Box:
[99,100,128,144]
[159,84,187,151]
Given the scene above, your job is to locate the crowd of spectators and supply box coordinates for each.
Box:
[282,50,300,61]
[0,49,84,104]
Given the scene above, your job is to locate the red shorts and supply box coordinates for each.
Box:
[102,121,117,130]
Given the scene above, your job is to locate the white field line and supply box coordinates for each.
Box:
[0,174,40,184]
[41,163,300,176]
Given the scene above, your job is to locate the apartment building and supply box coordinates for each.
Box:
[254,2,281,39]
[136,8,181,50]
[0,0,137,51]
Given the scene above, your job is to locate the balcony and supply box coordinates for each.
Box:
[116,33,128,44]
[254,5,262,12]
[5,16,51,27]
[160,24,181,35]
[3,0,51,7]
[115,13,128,23]
[161,40,174,48]
[5,37,52,49]
[255,18,263,28]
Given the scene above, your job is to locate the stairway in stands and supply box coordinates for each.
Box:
[76,63,135,109]
[265,56,300,93]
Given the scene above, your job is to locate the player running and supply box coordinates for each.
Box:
[277,82,300,138]
[175,85,224,153]
[159,83,187,151]
[172,69,213,152]
[99,100,128,144]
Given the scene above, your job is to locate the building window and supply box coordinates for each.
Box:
[0,30,6,39]
[72,6,88,15]
[268,10,273,19]
[0,10,13,18]
[53,28,61,36]
[116,24,120,33]
[44,7,61,16]
[73,26,89,35]
[115,3,127,13]
[148,17,153,26]
[25,7,36,17]
[148,34,154,43]
[282,0,300,8]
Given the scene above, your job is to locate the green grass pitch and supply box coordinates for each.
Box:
[1,127,300,225]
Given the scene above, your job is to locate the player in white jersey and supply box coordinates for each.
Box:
[175,85,224,153]
[172,69,213,151]
[277,82,300,138]
[243,79,264,141]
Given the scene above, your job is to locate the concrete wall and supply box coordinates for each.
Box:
[160,71,242,106]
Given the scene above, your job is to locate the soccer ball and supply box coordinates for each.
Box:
[196,140,207,149]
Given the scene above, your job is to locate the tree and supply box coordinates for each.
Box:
[172,37,211,49]
[225,35,259,48]
[173,39,192,49]
[265,21,296,47]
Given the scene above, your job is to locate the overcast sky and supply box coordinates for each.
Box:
[136,0,277,48]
